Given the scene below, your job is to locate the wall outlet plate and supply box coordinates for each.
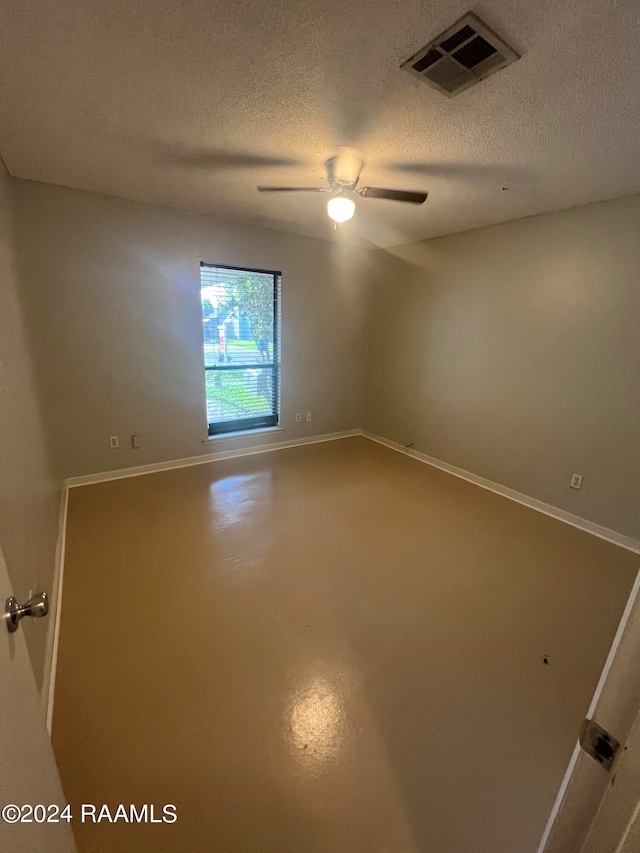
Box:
[570,474,583,490]
[109,435,119,449]
[295,413,301,422]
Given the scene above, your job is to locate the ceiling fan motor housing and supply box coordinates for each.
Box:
[325,154,363,191]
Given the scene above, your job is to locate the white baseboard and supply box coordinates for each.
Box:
[42,482,69,735]
[362,430,640,554]
[65,429,363,488]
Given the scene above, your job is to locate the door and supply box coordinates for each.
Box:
[541,570,640,853]
[0,541,76,852]
[581,709,640,852]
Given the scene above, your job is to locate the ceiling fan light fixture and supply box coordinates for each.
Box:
[327,195,355,223]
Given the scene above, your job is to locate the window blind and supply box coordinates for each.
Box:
[200,263,281,435]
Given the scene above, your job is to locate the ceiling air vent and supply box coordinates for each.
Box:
[401,13,519,97]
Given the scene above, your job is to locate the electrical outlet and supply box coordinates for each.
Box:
[306,412,312,422]
[570,474,583,490]
[295,413,301,423]
[109,435,119,449]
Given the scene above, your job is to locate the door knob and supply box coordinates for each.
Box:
[5,592,49,633]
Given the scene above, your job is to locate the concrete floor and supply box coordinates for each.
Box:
[53,436,638,853]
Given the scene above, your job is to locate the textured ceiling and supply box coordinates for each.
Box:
[1,0,639,247]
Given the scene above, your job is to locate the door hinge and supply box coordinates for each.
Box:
[579,719,620,772]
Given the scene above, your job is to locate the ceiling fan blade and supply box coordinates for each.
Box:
[257,186,329,193]
[383,161,531,181]
[144,142,306,171]
[185,152,301,169]
[358,187,428,204]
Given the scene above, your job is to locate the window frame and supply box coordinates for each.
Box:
[200,262,281,437]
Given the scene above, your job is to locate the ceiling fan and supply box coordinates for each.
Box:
[257,151,428,223]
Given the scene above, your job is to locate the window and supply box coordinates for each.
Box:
[200,263,281,435]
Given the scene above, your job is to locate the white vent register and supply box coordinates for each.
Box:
[401,13,519,97]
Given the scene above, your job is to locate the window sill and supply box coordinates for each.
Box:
[202,426,285,444]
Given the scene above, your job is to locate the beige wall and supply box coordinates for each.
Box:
[0,163,62,687]
[364,195,640,540]
[12,180,370,478]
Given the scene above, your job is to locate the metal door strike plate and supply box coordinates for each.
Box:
[579,719,620,772]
